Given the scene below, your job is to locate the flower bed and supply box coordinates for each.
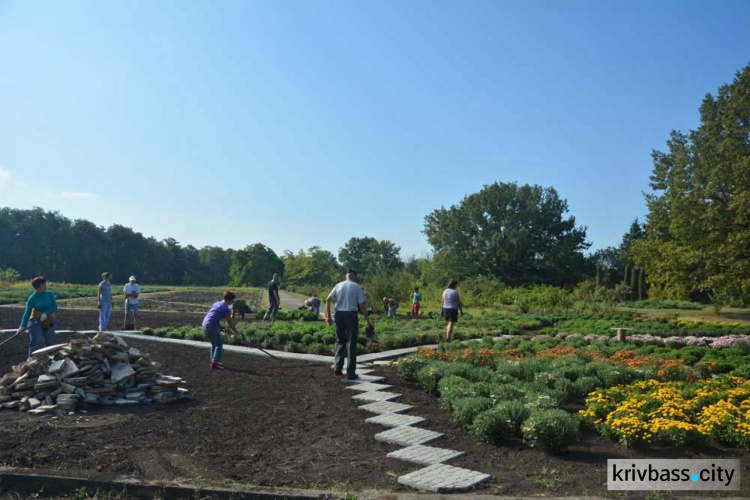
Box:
[581,377,750,449]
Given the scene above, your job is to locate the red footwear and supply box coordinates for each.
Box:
[211,361,225,371]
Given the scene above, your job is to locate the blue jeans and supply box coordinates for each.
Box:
[99,302,112,331]
[334,311,359,377]
[28,322,56,359]
[388,305,398,318]
[203,325,223,362]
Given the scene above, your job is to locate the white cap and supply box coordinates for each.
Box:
[129,276,136,281]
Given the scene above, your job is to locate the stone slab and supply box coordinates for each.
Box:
[387,444,465,465]
[358,401,413,414]
[366,413,425,427]
[374,426,443,446]
[343,374,384,383]
[31,344,66,358]
[397,463,491,492]
[351,391,401,403]
[345,383,392,392]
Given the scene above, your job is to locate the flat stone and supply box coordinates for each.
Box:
[345,383,392,392]
[37,374,57,383]
[374,426,443,446]
[352,391,401,403]
[387,445,465,465]
[366,413,425,427]
[110,362,135,383]
[397,463,491,493]
[59,359,80,378]
[31,344,66,358]
[27,409,48,416]
[114,398,138,405]
[342,374,385,383]
[358,401,414,414]
[48,359,65,373]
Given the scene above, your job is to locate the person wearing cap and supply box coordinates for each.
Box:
[383,297,399,318]
[123,276,141,330]
[18,275,58,359]
[98,272,113,332]
[325,269,372,380]
[263,273,281,325]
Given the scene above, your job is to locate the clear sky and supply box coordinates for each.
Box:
[1,0,748,260]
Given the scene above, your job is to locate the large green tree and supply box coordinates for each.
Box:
[282,246,341,288]
[423,182,589,286]
[338,237,403,277]
[230,243,284,287]
[631,64,750,298]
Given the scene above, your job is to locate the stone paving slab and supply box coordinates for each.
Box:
[366,413,425,427]
[352,391,401,403]
[386,444,465,465]
[345,383,392,392]
[359,346,436,362]
[343,374,384,383]
[374,426,443,446]
[397,463,491,493]
[358,401,414,414]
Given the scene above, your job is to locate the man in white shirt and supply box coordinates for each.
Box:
[123,276,141,330]
[326,270,372,380]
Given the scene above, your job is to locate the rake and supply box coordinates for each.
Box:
[221,327,279,360]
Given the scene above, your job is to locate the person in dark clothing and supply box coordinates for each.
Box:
[263,273,281,325]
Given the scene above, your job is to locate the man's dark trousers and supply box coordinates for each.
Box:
[334,310,359,378]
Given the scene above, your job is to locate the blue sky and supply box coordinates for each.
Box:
[1,0,748,260]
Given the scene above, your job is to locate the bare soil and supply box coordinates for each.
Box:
[1,313,750,496]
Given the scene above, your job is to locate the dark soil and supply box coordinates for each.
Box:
[1,313,750,496]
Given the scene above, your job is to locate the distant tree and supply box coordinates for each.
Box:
[197,246,234,286]
[423,182,589,286]
[631,64,750,298]
[338,237,403,277]
[230,243,284,287]
[282,246,341,288]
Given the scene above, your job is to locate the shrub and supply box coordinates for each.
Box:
[572,376,602,398]
[286,342,305,353]
[187,330,206,341]
[397,356,427,382]
[524,391,558,411]
[416,364,448,395]
[439,375,474,411]
[321,334,336,346]
[470,401,530,443]
[140,327,154,336]
[489,383,526,405]
[301,334,315,346]
[521,409,580,453]
[275,331,291,344]
[451,396,493,428]
[166,329,185,340]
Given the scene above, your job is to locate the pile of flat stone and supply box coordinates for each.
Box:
[0,333,187,416]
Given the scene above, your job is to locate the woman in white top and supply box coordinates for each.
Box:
[440,279,463,342]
